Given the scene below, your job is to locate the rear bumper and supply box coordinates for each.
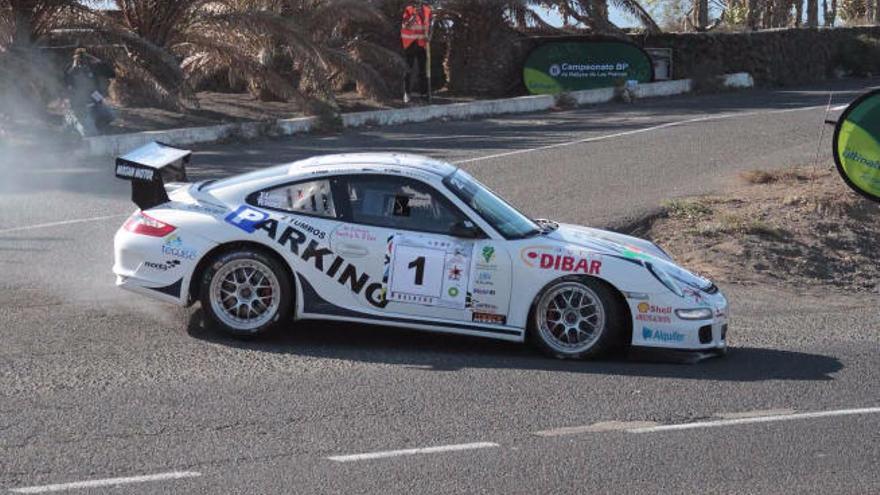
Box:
[113,225,214,306]
[115,274,187,305]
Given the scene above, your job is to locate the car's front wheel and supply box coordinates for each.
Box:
[530,277,622,359]
[199,250,291,337]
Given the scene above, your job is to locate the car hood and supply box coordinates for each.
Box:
[545,223,714,291]
[546,223,671,260]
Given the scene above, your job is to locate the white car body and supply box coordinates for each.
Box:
[113,146,728,353]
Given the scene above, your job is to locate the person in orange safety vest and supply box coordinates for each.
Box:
[401,1,432,103]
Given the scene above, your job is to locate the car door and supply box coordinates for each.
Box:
[330,173,513,326]
[243,176,355,309]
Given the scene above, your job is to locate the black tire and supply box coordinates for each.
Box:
[199,249,292,338]
[528,276,624,360]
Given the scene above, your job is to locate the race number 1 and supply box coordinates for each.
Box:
[386,235,471,308]
[388,244,445,301]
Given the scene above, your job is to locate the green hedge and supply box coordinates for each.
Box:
[461,26,880,97]
[628,26,880,86]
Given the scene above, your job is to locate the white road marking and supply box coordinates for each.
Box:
[9,471,202,493]
[0,215,127,235]
[453,104,830,165]
[534,420,658,437]
[714,408,796,420]
[327,442,499,462]
[628,407,880,434]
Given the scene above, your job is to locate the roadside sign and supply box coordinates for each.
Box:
[833,89,880,202]
[523,40,654,95]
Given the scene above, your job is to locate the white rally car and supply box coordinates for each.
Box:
[113,142,728,359]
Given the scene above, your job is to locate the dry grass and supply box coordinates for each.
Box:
[739,166,829,184]
[641,165,880,293]
[662,198,713,220]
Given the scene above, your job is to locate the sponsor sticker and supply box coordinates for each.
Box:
[257,191,286,209]
[473,312,507,325]
[161,234,197,260]
[335,225,378,242]
[635,302,672,324]
[178,202,227,216]
[115,164,155,181]
[225,205,269,233]
[642,327,685,343]
[474,271,495,286]
[682,287,705,305]
[481,246,496,264]
[290,218,326,240]
[143,259,181,271]
[833,89,880,202]
[521,246,602,274]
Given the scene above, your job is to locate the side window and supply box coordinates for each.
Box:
[253,179,337,218]
[344,176,463,234]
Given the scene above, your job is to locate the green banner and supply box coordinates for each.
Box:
[523,41,654,95]
[834,89,880,202]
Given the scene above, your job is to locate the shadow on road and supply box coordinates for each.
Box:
[186,309,842,382]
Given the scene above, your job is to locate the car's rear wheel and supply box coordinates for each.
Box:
[199,250,291,337]
[530,277,622,359]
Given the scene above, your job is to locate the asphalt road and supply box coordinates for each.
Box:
[1,79,879,494]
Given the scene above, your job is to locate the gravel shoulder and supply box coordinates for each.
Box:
[637,165,880,295]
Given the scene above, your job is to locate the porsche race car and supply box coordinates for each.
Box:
[113,142,729,359]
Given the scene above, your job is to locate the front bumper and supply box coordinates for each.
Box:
[628,288,729,352]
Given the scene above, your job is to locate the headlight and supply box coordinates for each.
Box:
[646,262,684,297]
[675,308,713,320]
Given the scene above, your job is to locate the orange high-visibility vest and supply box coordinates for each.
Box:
[401,4,432,49]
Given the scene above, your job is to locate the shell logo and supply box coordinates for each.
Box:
[637,302,650,313]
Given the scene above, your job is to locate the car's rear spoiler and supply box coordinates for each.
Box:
[115,142,190,210]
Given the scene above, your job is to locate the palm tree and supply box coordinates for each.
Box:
[0,1,88,123]
[548,0,661,33]
[95,0,399,113]
[436,0,659,96]
[437,0,551,96]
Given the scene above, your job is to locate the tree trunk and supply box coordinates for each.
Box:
[695,0,710,29]
[807,0,819,25]
[444,6,524,96]
[747,0,760,29]
[796,0,804,26]
[11,6,34,49]
[826,0,837,25]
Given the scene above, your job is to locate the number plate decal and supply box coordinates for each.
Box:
[386,234,472,308]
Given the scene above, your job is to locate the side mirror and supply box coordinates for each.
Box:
[450,220,482,239]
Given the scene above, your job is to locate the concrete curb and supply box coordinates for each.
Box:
[83,72,753,157]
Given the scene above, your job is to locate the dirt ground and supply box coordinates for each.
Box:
[640,165,880,294]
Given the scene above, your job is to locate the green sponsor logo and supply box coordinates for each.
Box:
[481,246,495,263]
[834,90,880,202]
[448,287,459,297]
[523,41,653,95]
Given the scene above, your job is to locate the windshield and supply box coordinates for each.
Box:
[443,169,541,239]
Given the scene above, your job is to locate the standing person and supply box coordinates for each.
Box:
[64,48,115,136]
[401,1,432,104]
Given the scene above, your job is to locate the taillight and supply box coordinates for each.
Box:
[124,211,176,237]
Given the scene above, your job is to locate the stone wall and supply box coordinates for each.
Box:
[457,26,880,97]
